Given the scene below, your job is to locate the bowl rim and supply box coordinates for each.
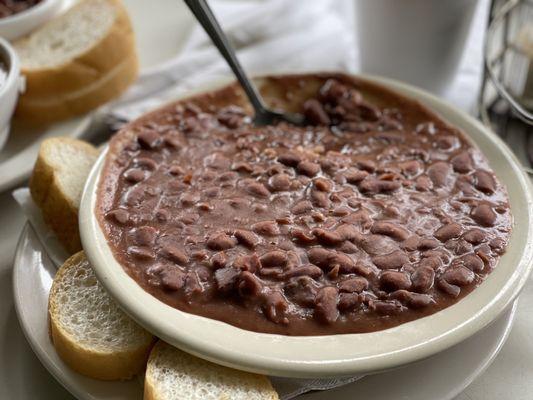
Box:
[80,73,533,378]
[0,37,20,100]
[0,0,61,25]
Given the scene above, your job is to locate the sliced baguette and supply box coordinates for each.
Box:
[14,0,137,123]
[144,341,278,400]
[29,137,99,254]
[49,251,155,380]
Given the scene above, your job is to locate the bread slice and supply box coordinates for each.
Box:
[144,341,278,400]
[49,251,155,380]
[14,0,137,123]
[30,137,99,254]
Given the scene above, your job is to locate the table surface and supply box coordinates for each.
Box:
[2,0,533,398]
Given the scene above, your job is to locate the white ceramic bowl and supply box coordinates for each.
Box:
[0,37,21,151]
[80,75,533,378]
[0,0,63,40]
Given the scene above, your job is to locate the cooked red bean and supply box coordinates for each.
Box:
[160,268,186,291]
[127,246,155,260]
[344,168,368,184]
[434,223,463,242]
[411,266,435,293]
[124,168,147,183]
[451,151,473,173]
[252,220,280,236]
[371,300,404,315]
[314,177,333,192]
[390,290,434,308]
[310,189,331,208]
[437,279,461,297]
[268,173,291,191]
[314,287,339,324]
[372,250,409,269]
[234,229,261,248]
[339,277,369,293]
[304,99,331,125]
[215,267,240,292]
[359,178,401,194]
[380,271,411,291]
[471,203,497,227]
[137,130,161,149]
[442,266,475,286]
[474,169,496,194]
[206,232,238,250]
[211,252,227,269]
[338,293,361,310]
[242,179,270,198]
[284,277,319,307]
[105,209,129,224]
[284,264,323,279]
[460,253,484,272]
[260,251,288,268]
[427,161,451,187]
[238,271,263,297]
[263,290,289,324]
[160,243,189,265]
[291,200,313,215]
[462,228,487,245]
[307,247,332,268]
[417,238,439,250]
[371,221,410,241]
[359,234,399,255]
[335,224,361,242]
[312,228,343,246]
[278,152,301,167]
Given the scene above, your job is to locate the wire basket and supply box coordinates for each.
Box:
[479,0,533,126]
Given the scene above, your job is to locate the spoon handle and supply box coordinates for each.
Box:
[183,0,267,115]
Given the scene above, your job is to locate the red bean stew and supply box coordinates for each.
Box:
[0,0,43,18]
[97,74,512,335]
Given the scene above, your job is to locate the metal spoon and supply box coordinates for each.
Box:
[183,0,305,126]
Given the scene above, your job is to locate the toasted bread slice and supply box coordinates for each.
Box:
[49,251,155,380]
[14,0,137,123]
[29,137,99,254]
[144,341,278,400]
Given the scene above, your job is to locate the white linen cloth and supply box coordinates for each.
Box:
[14,0,490,397]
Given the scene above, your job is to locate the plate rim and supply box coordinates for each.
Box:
[11,223,519,400]
[80,73,533,378]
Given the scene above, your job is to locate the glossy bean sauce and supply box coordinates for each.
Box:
[97,74,512,335]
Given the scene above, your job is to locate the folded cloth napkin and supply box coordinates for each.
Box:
[12,188,365,399]
[105,0,356,122]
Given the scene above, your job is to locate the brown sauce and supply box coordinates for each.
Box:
[0,0,43,18]
[97,74,512,336]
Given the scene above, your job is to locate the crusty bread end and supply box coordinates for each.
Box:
[144,341,278,400]
[30,137,99,254]
[49,251,155,380]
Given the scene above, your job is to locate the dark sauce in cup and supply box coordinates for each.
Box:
[0,0,43,18]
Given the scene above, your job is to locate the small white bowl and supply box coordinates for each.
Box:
[0,0,63,41]
[0,37,22,151]
[80,74,533,378]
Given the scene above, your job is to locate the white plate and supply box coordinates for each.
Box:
[12,224,518,400]
[0,0,194,192]
[80,74,533,378]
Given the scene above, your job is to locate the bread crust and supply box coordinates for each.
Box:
[144,341,279,400]
[15,0,136,97]
[29,138,99,254]
[16,52,138,124]
[49,251,155,381]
